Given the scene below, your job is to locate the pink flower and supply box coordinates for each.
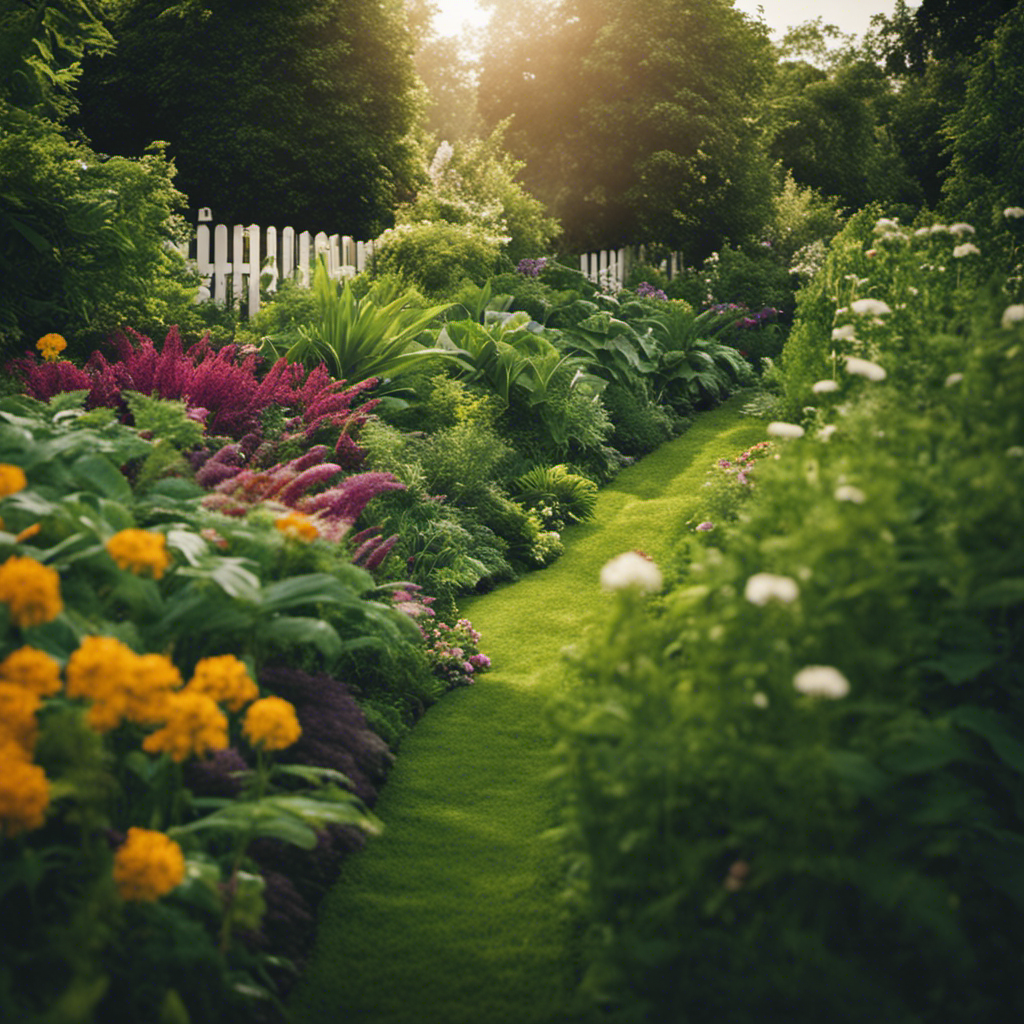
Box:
[696,521,714,532]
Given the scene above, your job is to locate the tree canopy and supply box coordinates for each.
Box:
[76,0,425,236]
[476,0,777,258]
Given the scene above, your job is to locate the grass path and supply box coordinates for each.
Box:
[289,397,768,1024]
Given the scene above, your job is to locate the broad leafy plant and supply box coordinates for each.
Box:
[273,258,455,385]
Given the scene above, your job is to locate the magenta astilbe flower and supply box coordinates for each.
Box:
[195,460,244,488]
[10,355,92,401]
[289,446,333,473]
[279,463,344,505]
[334,432,367,470]
[298,473,405,524]
[362,534,398,571]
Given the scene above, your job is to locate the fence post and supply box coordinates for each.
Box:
[264,225,279,295]
[213,225,229,305]
[246,224,261,316]
[298,231,312,288]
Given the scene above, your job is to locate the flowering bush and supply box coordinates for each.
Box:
[551,209,1024,1021]
[420,617,491,690]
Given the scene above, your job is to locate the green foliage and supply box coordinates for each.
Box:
[402,123,561,263]
[600,379,677,456]
[273,258,455,385]
[371,220,505,298]
[123,391,206,451]
[77,0,423,236]
[0,122,198,355]
[508,463,598,530]
[234,277,318,352]
[551,202,1024,1023]
[0,0,114,123]
[942,5,1024,230]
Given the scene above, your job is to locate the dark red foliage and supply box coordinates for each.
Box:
[9,355,92,400]
[257,666,394,805]
[7,328,380,451]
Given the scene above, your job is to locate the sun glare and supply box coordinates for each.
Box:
[432,0,491,37]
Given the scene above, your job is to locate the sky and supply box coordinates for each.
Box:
[431,1,916,42]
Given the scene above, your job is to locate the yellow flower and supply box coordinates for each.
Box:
[0,555,63,627]
[125,653,184,724]
[66,635,137,731]
[36,333,67,362]
[112,827,185,902]
[0,682,41,753]
[242,696,301,752]
[0,646,62,696]
[185,654,258,712]
[0,464,27,499]
[275,511,319,542]
[0,754,50,835]
[105,529,171,580]
[142,691,228,762]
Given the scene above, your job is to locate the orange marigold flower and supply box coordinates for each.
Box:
[125,653,184,724]
[275,511,319,542]
[105,529,171,580]
[66,635,139,732]
[185,654,258,712]
[36,333,67,362]
[0,755,50,835]
[0,646,62,696]
[112,827,185,902]
[242,696,301,752]
[0,555,63,627]
[142,691,228,762]
[0,464,27,499]
[0,682,41,753]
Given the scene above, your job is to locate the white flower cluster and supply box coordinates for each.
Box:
[599,551,663,594]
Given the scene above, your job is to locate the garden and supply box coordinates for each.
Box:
[3,1,1024,1023]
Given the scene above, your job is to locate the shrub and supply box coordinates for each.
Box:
[551,209,1024,1023]
[371,221,504,298]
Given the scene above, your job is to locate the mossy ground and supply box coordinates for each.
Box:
[289,397,768,1024]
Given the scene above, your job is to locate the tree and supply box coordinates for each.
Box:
[766,53,922,214]
[76,0,425,236]
[477,0,777,258]
[942,4,1024,228]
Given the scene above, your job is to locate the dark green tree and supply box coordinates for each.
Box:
[76,0,424,235]
[766,53,922,214]
[872,0,1018,208]
[477,0,777,258]
[942,4,1024,228]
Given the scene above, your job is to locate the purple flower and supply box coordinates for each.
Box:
[696,521,714,532]
[469,653,491,670]
[636,281,668,300]
[517,257,548,277]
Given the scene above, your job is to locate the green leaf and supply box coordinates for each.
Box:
[951,705,1024,775]
[259,616,342,659]
[259,572,358,612]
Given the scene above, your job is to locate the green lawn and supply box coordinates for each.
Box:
[289,396,768,1024]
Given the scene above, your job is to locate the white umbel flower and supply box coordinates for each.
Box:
[1004,206,1024,219]
[794,665,850,699]
[600,551,663,594]
[944,372,964,387]
[834,484,866,503]
[844,356,887,381]
[812,379,840,393]
[831,324,857,342]
[1001,304,1024,328]
[744,573,800,606]
[850,298,892,316]
[949,222,976,236]
[953,242,980,258]
[766,421,805,439]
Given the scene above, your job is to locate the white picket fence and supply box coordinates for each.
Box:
[181,213,682,318]
[179,211,376,317]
